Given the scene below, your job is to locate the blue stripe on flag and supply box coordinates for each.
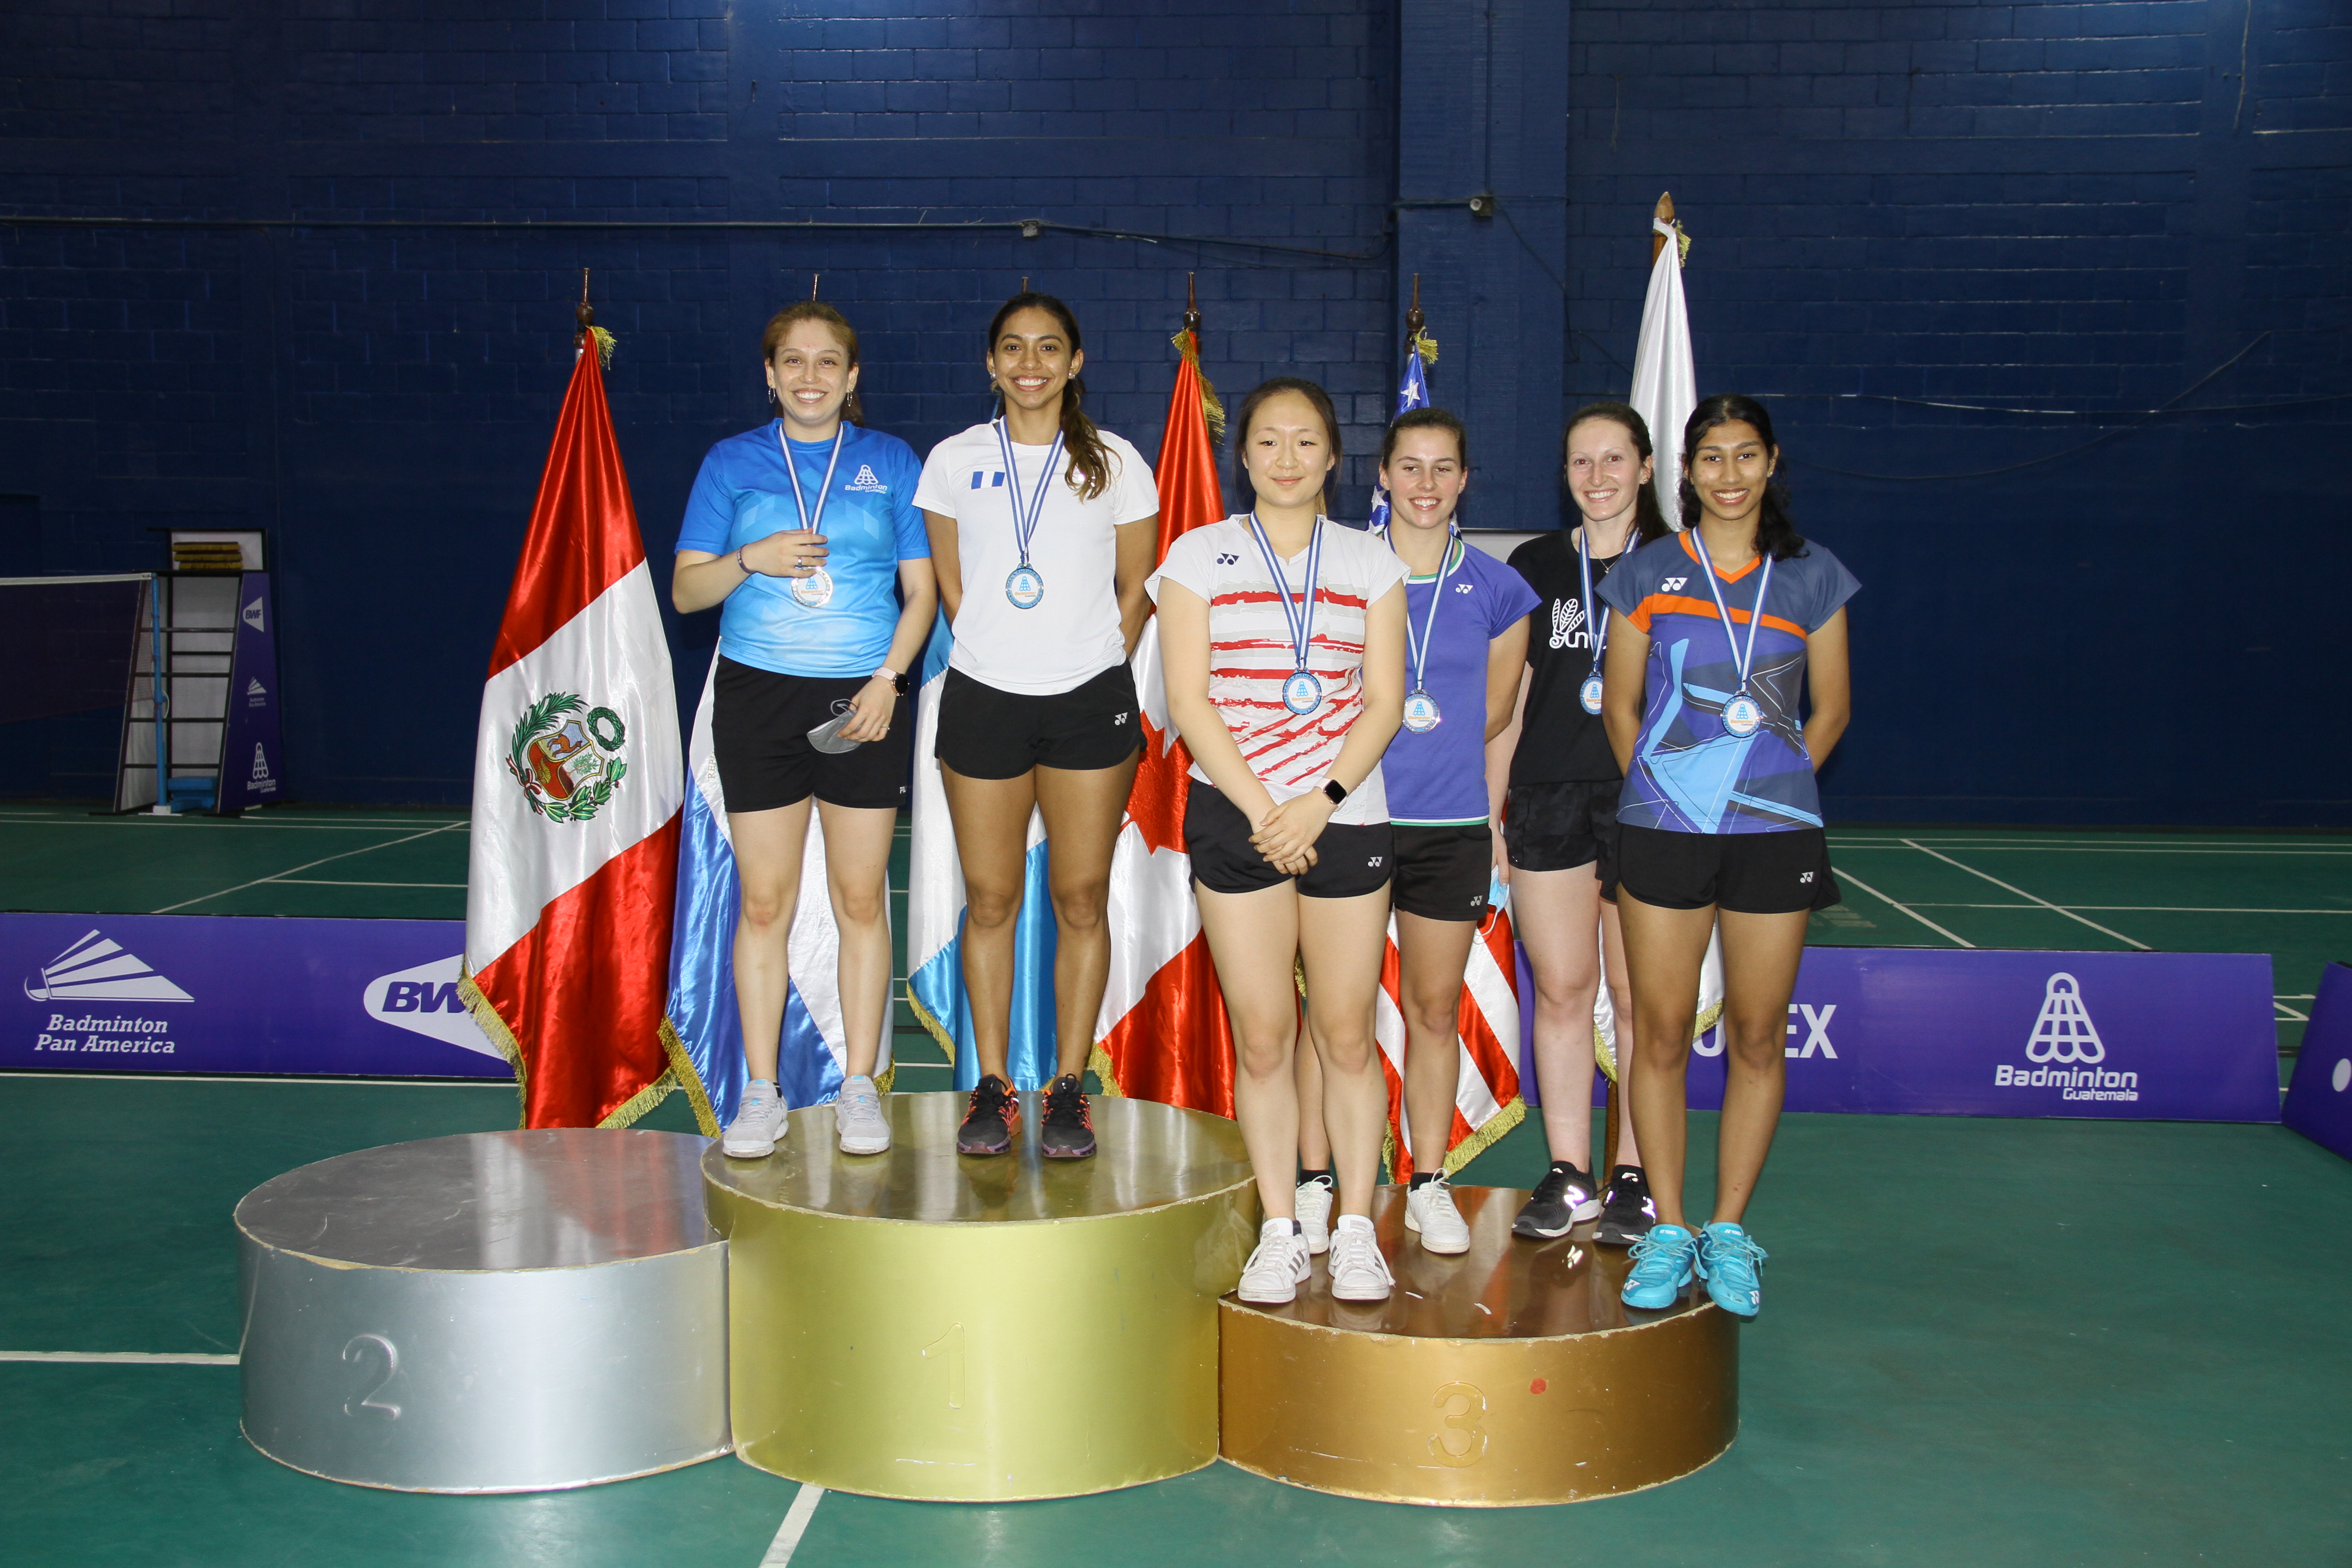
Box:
[907,839,1061,1092]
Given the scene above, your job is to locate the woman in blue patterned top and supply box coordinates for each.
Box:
[1596,393,1858,1320]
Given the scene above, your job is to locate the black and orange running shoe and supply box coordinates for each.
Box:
[957,1073,1019,1156]
[1039,1073,1096,1160]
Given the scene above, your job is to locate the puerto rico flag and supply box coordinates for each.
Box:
[460,338,700,1130]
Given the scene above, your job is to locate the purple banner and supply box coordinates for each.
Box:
[216,571,287,812]
[2282,963,2352,1160]
[4,912,510,1078]
[1520,944,2278,1123]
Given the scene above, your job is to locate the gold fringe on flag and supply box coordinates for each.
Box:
[1170,330,1226,442]
[1411,332,1440,366]
[586,325,617,368]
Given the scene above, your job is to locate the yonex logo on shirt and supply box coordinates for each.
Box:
[1661,576,1688,591]
[1455,582,1473,594]
[847,464,887,493]
[969,470,1007,489]
[1216,553,1239,566]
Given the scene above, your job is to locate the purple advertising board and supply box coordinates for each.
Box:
[1520,944,2280,1124]
[2282,963,2352,1160]
[216,570,287,812]
[4,912,510,1078]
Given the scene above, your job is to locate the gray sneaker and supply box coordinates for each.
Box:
[722,1078,789,1159]
[834,1074,891,1156]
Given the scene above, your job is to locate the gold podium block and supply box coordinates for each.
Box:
[704,1092,1259,1501]
[1219,1186,1737,1505]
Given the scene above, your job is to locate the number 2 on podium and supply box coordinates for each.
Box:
[921,1322,965,1410]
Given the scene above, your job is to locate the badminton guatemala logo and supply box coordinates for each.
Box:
[1994,972,2140,1102]
[505,692,628,824]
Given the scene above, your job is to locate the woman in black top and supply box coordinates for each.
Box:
[1498,402,1671,1245]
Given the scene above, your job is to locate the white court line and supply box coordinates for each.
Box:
[1832,869,1975,948]
[271,879,467,888]
[152,820,469,913]
[2277,1002,2310,1021]
[0,1351,236,1365]
[0,1070,509,1086]
[2066,906,2352,915]
[760,1483,826,1566]
[1898,839,2150,950]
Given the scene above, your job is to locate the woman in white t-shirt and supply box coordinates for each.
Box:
[915,292,1162,1162]
[1150,377,1406,1306]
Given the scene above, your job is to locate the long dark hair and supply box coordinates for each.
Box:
[987,291,1111,502]
[1230,377,1343,515]
[1679,393,1807,561]
[1563,400,1669,546]
[761,302,864,426]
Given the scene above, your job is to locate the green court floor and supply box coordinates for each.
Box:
[4,804,2348,1565]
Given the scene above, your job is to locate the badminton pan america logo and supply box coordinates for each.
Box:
[506,693,628,824]
[1994,972,2140,1102]
[26,931,188,1058]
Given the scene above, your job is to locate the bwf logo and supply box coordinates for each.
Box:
[1995,972,2138,1100]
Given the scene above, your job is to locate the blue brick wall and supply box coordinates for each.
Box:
[1563,0,2351,824]
[0,0,2344,821]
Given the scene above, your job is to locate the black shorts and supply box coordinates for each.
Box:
[1184,783,1393,901]
[1503,779,1621,897]
[1616,823,1841,915]
[711,658,911,813]
[1392,823,1494,922]
[935,663,1143,780]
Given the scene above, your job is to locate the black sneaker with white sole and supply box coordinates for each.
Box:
[1595,1165,1658,1247]
[1511,1161,1600,1239]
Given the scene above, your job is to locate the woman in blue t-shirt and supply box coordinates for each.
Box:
[1292,408,1536,1260]
[671,302,938,1162]
[1596,393,1858,1319]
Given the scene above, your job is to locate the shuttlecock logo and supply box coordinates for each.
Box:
[25,930,193,1004]
[2025,973,2103,1064]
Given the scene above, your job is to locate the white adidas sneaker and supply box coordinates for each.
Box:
[1236,1217,1311,1304]
[1294,1176,1335,1255]
[1326,1214,1394,1302]
[722,1079,789,1159]
[1405,1176,1472,1254]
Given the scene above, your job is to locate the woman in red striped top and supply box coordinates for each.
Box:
[1149,377,1407,1306]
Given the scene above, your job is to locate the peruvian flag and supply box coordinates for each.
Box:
[461,338,687,1128]
[1091,325,1238,1114]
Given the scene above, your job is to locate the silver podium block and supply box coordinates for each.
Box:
[236,1128,729,1493]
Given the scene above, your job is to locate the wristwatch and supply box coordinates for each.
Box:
[873,666,910,696]
[1321,778,1348,807]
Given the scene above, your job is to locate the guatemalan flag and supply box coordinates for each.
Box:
[1362,333,1526,1177]
[461,332,697,1130]
[663,654,892,1128]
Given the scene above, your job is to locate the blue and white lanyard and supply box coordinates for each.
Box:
[1246,512,1324,677]
[1694,544,1775,701]
[994,418,1065,573]
[1577,527,1634,675]
[781,423,846,538]
[1397,533,1461,696]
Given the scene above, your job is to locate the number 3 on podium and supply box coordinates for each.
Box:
[1430,1380,1487,1466]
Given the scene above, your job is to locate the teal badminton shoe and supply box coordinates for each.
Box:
[1619,1223,1697,1309]
[1697,1221,1768,1318]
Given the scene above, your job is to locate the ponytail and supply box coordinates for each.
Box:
[986,291,1112,501]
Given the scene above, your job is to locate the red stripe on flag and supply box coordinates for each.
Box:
[1098,930,1237,1118]
[487,348,650,677]
[471,813,681,1127]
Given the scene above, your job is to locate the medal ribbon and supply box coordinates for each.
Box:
[1246,511,1324,681]
[1391,529,1460,698]
[779,422,848,549]
[1577,524,1636,677]
[1694,540,1775,702]
[995,418,1067,573]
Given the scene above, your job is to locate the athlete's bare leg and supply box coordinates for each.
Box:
[940,764,1038,1084]
[1033,752,1141,1080]
[729,798,815,1083]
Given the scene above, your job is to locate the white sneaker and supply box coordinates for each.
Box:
[1405,1176,1472,1255]
[834,1074,891,1156]
[1294,1176,1334,1255]
[722,1079,788,1158]
[1327,1214,1394,1302]
[1236,1217,1311,1304]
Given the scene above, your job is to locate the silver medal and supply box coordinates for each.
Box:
[1282,670,1321,716]
[789,567,834,608]
[1402,689,1441,732]
[1005,564,1045,610]
[1579,674,1604,715]
[1722,693,1763,736]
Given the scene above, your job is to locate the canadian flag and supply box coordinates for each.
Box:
[461,337,691,1129]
